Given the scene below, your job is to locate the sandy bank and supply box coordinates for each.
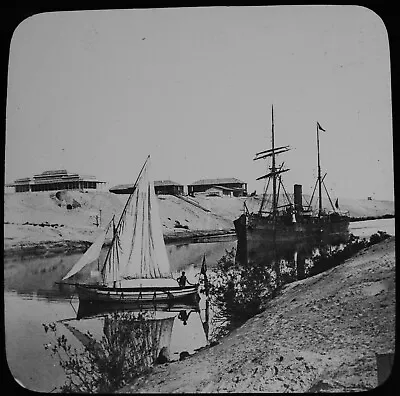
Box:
[3,191,235,256]
[3,190,394,257]
[3,226,236,258]
[118,236,395,393]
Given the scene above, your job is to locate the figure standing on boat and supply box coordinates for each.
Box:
[177,271,194,287]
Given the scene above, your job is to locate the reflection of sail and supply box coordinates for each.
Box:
[102,314,175,365]
[146,316,174,364]
[72,300,200,366]
[56,296,208,388]
[62,310,176,370]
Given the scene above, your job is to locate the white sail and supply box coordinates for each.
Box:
[62,225,110,281]
[102,156,171,285]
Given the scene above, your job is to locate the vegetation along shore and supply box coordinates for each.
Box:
[117,233,395,393]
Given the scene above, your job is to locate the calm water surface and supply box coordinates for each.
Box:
[4,219,394,392]
[5,237,236,392]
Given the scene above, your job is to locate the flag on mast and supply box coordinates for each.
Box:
[200,254,207,275]
[335,198,339,209]
[317,122,326,132]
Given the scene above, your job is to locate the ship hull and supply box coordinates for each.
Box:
[234,213,350,262]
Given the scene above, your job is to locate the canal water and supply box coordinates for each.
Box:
[4,219,394,392]
[4,237,237,392]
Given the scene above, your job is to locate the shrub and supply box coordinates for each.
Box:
[208,230,392,341]
[208,248,272,339]
[369,230,390,245]
[308,231,390,277]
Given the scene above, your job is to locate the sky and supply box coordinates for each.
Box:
[5,6,394,201]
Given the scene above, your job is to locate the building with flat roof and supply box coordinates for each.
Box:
[109,180,184,195]
[9,169,105,192]
[188,178,247,197]
[154,180,184,195]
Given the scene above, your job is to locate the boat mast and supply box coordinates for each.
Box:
[316,122,322,217]
[271,105,277,218]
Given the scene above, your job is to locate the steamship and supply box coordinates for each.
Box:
[234,106,350,259]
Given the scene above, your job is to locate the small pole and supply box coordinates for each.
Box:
[99,209,102,227]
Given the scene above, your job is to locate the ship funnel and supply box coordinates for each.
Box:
[294,184,303,211]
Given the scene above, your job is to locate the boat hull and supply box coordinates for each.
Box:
[75,284,200,304]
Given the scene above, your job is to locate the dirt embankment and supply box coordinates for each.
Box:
[3,191,394,257]
[3,191,234,257]
[118,236,395,393]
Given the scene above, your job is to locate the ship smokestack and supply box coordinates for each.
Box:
[294,184,303,212]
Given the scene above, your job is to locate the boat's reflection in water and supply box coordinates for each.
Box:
[57,297,210,374]
[236,234,348,292]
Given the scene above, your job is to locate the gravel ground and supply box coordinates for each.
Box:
[117,236,395,393]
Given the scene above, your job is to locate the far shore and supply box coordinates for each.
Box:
[349,214,394,222]
[3,229,237,258]
[3,213,395,258]
[4,190,394,259]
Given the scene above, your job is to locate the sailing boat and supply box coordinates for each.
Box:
[234,106,350,258]
[60,155,199,304]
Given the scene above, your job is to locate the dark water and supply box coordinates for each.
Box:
[4,219,394,392]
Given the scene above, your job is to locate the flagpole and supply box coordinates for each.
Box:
[317,122,322,217]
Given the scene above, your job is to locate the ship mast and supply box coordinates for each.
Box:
[254,105,290,217]
[316,122,322,217]
[271,105,277,218]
